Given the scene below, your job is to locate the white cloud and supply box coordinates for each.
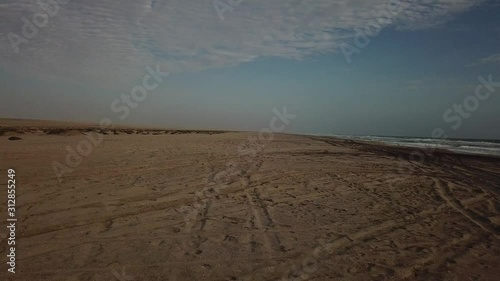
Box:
[466,54,500,67]
[0,0,485,83]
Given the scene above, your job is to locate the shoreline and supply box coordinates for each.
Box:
[1,119,499,280]
[3,118,499,160]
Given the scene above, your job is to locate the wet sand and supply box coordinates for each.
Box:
[1,120,499,280]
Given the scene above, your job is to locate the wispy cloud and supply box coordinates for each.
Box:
[0,0,485,83]
[466,54,500,67]
[404,76,462,91]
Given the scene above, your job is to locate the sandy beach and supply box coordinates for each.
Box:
[1,119,499,281]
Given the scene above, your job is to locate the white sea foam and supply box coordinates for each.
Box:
[327,135,500,156]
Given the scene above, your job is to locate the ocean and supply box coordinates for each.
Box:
[329,135,500,157]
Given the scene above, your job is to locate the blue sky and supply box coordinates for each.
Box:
[1,0,499,138]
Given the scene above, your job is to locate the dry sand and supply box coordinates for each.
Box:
[1,120,499,281]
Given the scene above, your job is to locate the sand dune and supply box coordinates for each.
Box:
[1,120,499,280]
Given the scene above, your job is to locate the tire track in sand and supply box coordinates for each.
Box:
[432,178,500,239]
